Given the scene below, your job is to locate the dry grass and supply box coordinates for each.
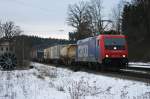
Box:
[34,66,57,80]
[68,78,101,99]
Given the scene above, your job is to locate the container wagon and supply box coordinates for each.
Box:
[50,44,67,63]
[44,47,52,63]
[60,44,77,65]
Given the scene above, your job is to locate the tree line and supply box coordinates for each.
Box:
[122,0,150,61]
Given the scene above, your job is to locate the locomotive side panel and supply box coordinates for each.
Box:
[88,37,97,62]
[76,37,98,62]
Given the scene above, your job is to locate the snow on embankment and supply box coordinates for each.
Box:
[0,62,150,99]
[33,63,150,99]
[0,65,68,99]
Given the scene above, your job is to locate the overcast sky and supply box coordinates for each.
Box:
[0,0,130,39]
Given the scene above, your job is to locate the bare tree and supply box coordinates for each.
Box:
[67,0,104,40]
[111,0,125,33]
[88,0,103,35]
[0,22,3,38]
[1,21,22,40]
[67,1,87,29]
[67,1,93,40]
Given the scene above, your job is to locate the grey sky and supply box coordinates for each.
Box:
[0,0,130,39]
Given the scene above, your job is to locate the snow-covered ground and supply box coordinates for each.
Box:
[0,62,150,99]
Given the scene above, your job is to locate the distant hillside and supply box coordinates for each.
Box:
[14,35,75,47]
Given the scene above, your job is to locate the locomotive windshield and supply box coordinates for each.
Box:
[105,38,126,45]
[104,38,126,50]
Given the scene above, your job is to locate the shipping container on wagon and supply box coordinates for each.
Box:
[60,44,77,64]
[44,48,48,59]
[44,47,51,60]
[76,37,99,63]
[37,52,44,59]
[31,44,49,62]
[50,44,67,60]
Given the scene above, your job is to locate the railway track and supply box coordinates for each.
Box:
[78,65,150,82]
[78,66,150,83]
[73,63,150,82]
[128,63,150,71]
[119,68,150,81]
[34,62,150,82]
[116,63,150,82]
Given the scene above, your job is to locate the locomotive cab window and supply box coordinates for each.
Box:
[104,38,126,50]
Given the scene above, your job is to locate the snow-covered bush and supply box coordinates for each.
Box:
[34,66,57,79]
[68,78,101,99]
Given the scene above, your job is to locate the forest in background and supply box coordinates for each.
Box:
[122,0,150,61]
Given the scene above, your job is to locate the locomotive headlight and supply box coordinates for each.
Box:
[123,55,126,58]
[106,55,109,58]
[114,47,117,50]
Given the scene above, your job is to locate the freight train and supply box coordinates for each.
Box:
[31,34,128,70]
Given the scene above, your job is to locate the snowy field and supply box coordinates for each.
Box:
[0,62,150,99]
